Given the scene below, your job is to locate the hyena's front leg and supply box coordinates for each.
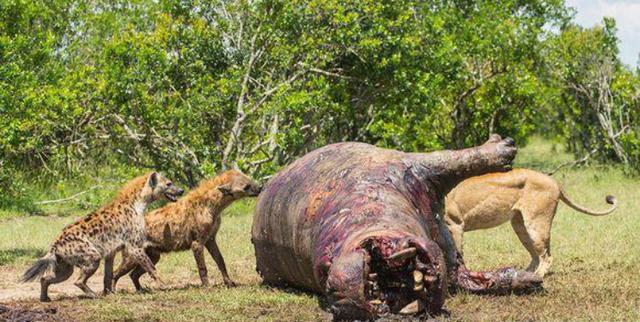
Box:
[72,247,102,299]
[204,237,236,287]
[129,249,161,292]
[191,241,209,287]
[125,245,163,284]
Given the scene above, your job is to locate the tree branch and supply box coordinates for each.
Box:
[34,185,102,205]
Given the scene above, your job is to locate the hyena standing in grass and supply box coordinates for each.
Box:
[21,172,184,301]
[112,169,261,291]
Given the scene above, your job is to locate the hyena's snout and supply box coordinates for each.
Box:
[164,182,185,202]
[255,184,263,194]
[248,183,262,196]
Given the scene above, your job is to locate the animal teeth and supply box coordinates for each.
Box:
[388,247,417,260]
[413,270,424,291]
[369,299,382,305]
[399,299,424,315]
[413,270,423,283]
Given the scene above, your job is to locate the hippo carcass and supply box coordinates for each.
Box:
[251,135,541,319]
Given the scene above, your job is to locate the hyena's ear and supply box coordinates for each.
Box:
[148,172,159,189]
[218,184,233,196]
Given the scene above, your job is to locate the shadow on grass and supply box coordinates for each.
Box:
[109,281,248,296]
[459,284,547,297]
[0,248,47,266]
[260,280,545,321]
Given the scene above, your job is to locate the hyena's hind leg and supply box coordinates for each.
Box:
[127,248,161,291]
[103,252,117,295]
[112,249,137,291]
[74,260,100,298]
[40,260,73,302]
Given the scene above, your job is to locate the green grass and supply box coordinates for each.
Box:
[1,138,639,321]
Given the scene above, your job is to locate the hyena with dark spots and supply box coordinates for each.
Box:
[112,169,262,291]
[21,172,184,302]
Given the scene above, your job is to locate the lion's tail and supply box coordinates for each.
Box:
[559,188,617,216]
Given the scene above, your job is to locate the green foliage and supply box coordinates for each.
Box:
[542,18,640,168]
[0,0,638,188]
[0,161,36,213]
[0,0,70,167]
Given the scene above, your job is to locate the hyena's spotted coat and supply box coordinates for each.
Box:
[22,172,184,301]
[113,170,261,290]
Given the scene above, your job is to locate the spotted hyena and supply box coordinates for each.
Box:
[112,169,261,291]
[21,172,184,302]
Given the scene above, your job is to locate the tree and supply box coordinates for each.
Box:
[545,18,640,167]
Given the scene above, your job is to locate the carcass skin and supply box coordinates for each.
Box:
[252,135,542,319]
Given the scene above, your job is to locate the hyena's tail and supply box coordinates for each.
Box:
[21,253,56,283]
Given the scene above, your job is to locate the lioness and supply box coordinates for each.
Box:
[112,169,261,291]
[444,168,617,277]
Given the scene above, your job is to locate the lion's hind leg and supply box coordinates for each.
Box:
[512,203,556,277]
[510,210,541,273]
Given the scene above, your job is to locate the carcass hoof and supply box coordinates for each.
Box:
[493,268,544,295]
[510,270,544,294]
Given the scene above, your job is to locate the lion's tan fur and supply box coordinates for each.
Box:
[445,168,617,276]
[113,169,261,290]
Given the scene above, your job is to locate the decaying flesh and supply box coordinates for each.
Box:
[251,135,542,320]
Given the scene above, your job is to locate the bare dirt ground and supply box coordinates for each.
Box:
[0,263,208,322]
[0,265,128,322]
[0,262,201,302]
[0,265,127,302]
